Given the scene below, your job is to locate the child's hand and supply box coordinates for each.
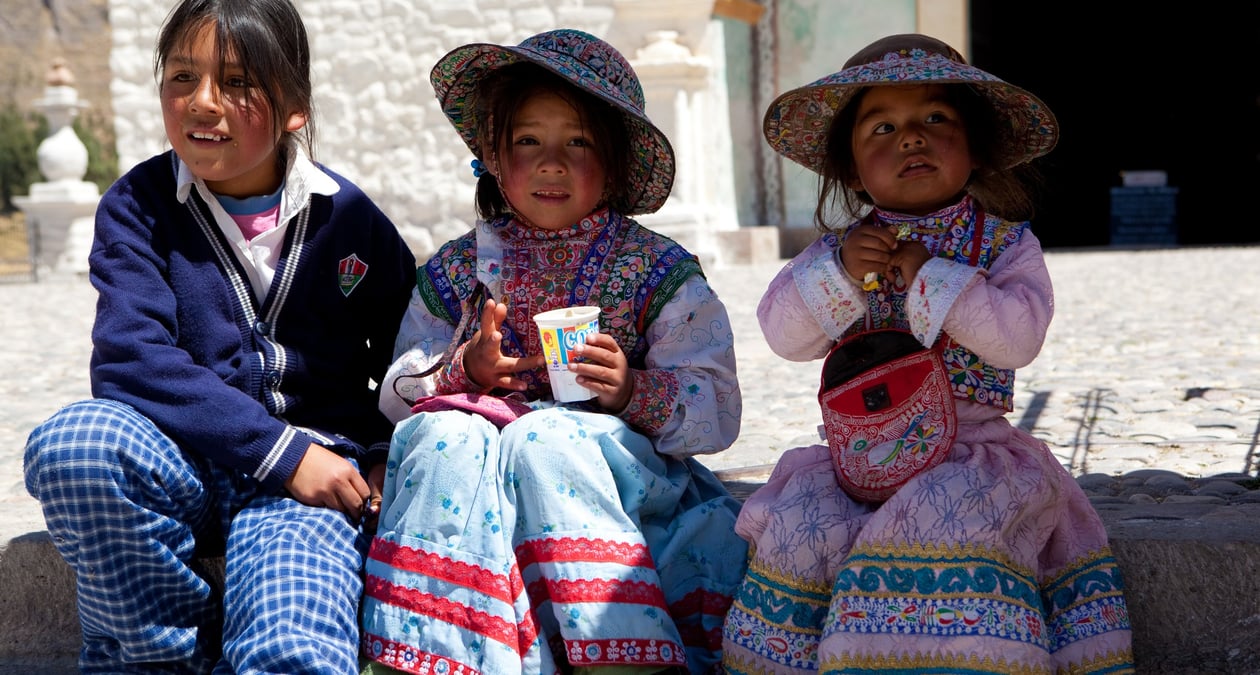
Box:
[570,332,632,413]
[839,224,900,287]
[463,299,546,391]
[284,443,372,522]
[362,463,386,534]
[889,239,931,285]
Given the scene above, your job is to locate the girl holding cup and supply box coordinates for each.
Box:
[360,29,747,675]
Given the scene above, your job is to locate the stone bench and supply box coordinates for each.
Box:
[4,471,1260,674]
[714,466,1260,674]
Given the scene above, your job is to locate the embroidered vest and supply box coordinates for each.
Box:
[418,210,701,399]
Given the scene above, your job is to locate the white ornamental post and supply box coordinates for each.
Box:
[609,0,739,266]
[15,59,100,276]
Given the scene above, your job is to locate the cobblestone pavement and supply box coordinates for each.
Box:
[3,245,1260,507]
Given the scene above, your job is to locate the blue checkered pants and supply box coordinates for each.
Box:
[24,399,367,674]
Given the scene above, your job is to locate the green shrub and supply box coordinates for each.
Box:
[0,103,40,212]
[74,108,119,194]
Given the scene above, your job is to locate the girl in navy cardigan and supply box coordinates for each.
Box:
[22,0,415,672]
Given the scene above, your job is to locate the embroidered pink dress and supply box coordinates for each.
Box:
[721,197,1133,674]
[361,208,748,674]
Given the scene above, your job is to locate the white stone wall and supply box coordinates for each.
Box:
[108,0,734,261]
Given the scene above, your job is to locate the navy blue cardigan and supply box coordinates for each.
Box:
[87,151,416,492]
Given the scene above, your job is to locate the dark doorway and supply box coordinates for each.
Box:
[970,2,1260,249]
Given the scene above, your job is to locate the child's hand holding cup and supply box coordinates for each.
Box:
[533,306,601,402]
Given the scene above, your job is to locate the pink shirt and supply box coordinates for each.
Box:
[230,205,280,241]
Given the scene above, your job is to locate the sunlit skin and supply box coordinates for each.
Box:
[489,90,608,231]
[840,84,978,288]
[466,91,633,412]
[160,22,306,198]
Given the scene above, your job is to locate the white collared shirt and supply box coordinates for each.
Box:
[174,141,340,302]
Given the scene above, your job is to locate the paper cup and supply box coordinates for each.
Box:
[533,306,601,402]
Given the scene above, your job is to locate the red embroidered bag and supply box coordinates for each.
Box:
[818,328,957,503]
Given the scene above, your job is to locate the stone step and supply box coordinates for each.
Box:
[4,483,1260,673]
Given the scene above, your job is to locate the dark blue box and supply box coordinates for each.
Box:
[1109,186,1178,246]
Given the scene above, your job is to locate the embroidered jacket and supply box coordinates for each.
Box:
[88,149,416,490]
[761,196,1054,413]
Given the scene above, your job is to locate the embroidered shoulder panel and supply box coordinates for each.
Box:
[417,230,478,326]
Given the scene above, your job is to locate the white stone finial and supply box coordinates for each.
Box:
[637,31,694,62]
[47,58,75,87]
[32,58,92,184]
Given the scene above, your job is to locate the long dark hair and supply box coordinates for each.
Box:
[154,0,315,158]
[814,83,1042,230]
[470,62,630,220]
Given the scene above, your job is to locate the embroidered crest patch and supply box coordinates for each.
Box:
[338,254,368,297]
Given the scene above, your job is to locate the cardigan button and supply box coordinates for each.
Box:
[266,370,281,387]
[254,321,269,335]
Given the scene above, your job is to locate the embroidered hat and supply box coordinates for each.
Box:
[764,33,1058,174]
[430,29,675,215]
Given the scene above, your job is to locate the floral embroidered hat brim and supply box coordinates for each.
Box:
[429,29,675,216]
[763,33,1058,174]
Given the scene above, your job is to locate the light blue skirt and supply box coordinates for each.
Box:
[361,407,748,674]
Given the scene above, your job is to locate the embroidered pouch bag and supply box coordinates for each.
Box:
[818,328,957,502]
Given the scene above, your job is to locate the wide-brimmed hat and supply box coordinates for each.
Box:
[764,33,1058,174]
[429,29,675,216]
